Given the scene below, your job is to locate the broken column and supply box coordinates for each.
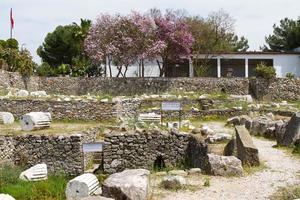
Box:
[66,173,101,200]
[21,112,52,131]
[281,111,300,146]
[0,112,14,124]
[19,163,48,181]
[235,125,260,166]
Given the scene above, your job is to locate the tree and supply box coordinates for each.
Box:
[151,9,194,76]
[186,10,249,54]
[37,19,93,76]
[18,48,36,89]
[85,13,166,77]
[263,17,300,51]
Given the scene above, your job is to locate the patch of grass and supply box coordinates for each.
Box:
[0,89,9,96]
[0,121,101,136]
[203,176,211,187]
[243,161,268,175]
[270,184,300,200]
[0,164,68,200]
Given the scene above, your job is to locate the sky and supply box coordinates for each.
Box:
[0,0,299,63]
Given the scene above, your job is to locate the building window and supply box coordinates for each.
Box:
[221,59,245,77]
[248,59,274,77]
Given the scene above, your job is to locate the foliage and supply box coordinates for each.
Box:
[286,72,295,79]
[0,164,68,200]
[203,177,211,187]
[6,38,19,49]
[37,19,95,77]
[151,9,194,76]
[18,49,36,77]
[263,17,300,51]
[186,9,249,54]
[255,63,276,79]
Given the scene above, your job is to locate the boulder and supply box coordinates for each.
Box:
[66,173,101,200]
[15,89,29,97]
[250,117,274,136]
[191,127,201,135]
[240,115,252,126]
[223,139,237,156]
[187,168,201,175]
[227,116,240,126]
[200,125,214,136]
[21,112,52,131]
[204,154,243,176]
[275,120,287,146]
[0,112,14,124]
[282,112,300,146]
[102,169,150,200]
[205,133,232,144]
[0,194,15,200]
[235,126,260,166]
[161,176,186,190]
[19,163,47,181]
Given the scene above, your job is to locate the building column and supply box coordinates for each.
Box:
[245,58,249,78]
[189,57,194,77]
[217,58,221,78]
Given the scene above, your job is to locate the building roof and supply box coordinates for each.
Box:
[193,51,300,56]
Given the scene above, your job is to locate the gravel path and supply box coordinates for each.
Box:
[162,138,300,200]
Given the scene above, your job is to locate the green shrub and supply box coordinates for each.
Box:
[255,63,276,79]
[286,72,295,79]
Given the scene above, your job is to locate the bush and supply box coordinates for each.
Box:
[255,63,276,79]
[286,72,295,79]
[6,38,19,49]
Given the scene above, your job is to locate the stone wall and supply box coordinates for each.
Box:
[250,78,300,101]
[103,130,207,174]
[0,128,100,176]
[0,71,249,96]
[0,99,118,121]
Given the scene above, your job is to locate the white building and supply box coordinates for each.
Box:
[107,52,300,78]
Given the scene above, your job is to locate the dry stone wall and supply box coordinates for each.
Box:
[0,128,100,176]
[103,130,207,174]
[0,99,118,121]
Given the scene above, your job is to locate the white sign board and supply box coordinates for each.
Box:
[162,102,181,111]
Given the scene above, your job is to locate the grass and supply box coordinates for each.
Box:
[243,161,268,175]
[274,145,300,159]
[0,121,101,135]
[269,185,300,200]
[0,164,68,200]
[0,89,9,96]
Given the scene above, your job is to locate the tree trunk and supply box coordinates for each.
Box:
[142,60,145,77]
[123,66,128,77]
[157,60,164,77]
[108,59,112,77]
[116,66,122,77]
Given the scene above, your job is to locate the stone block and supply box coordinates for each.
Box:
[0,112,14,124]
[102,169,150,200]
[19,163,48,181]
[0,194,15,200]
[21,112,52,131]
[235,125,260,166]
[282,112,300,146]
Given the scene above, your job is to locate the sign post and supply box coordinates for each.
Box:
[161,101,182,128]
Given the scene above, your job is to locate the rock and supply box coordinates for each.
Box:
[282,112,300,146]
[64,97,71,101]
[30,91,47,97]
[102,169,150,200]
[205,154,243,176]
[275,120,287,146]
[224,139,237,156]
[201,125,214,136]
[240,115,252,126]
[66,173,101,200]
[250,117,275,136]
[100,98,109,103]
[168,170,188,176]
[205,133,232,144]
[266,112,275,120]
[229,94,253,103]
[19,163,48,181]
[21,112,52,131]
[191,128,201,134]
[0,194,15,200]
[188,125,196,130]
[188,168,201,175]
[0,112,14,124]
[191,107,199,112]
[161,176,186,190]
[16,89,29,97]
[227,116,240,126]
[235,126,260,166]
